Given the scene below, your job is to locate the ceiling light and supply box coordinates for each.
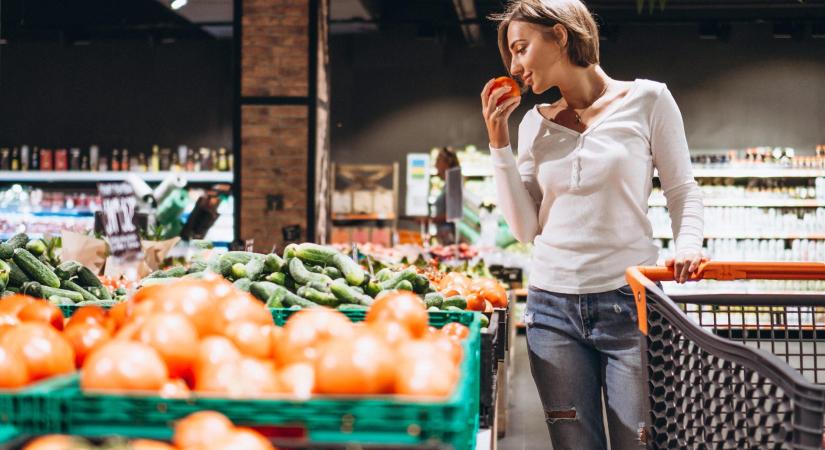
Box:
[171,0,187,10]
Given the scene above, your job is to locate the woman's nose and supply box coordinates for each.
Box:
[510,61,522,77]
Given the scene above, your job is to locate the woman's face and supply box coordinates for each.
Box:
[507,21,566,95]
[436,155,449,178]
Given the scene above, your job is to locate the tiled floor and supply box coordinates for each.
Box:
[497,335,552,450]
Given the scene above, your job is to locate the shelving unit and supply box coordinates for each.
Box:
[0,170,233,183]
[329,163,400,246]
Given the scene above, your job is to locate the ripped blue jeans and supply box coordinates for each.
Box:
[524,285,645,450]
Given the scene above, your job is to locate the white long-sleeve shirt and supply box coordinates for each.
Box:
[492,79,703,294]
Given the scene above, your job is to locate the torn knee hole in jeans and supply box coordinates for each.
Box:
[523,311,534,327]
[544,407,576,424]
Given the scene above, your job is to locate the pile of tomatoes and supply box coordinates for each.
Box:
[23,410,275,450]
[0,273,470,399]
[436,273,508,311]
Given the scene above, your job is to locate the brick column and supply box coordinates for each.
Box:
[236,0,329,252]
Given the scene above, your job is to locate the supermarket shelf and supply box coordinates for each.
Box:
[666,289,825,297]
[0,170,233,183]
[655,233,825,240]
[429,167,493,177]
[0,209,95,217]
[648,197,825,208]
[655,168,825,178]
[331,213,396,221]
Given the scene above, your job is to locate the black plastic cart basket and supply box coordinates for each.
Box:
[626,261,825,450]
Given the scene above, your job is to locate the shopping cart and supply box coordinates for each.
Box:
[626,262,825,450]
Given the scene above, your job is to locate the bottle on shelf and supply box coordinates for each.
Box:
[31,147,40,171]
[121,149,130,171]
[89,145,99,171]
[160,147,171,171]
[69,148,81,171]
[137,153,148,172]
[40,148,53,171]
[0,148,10,170]
[150,145,160,172]
[217,148,228,171]
[186,148,195,172]
[20,145,29,171]
[11,147,19,171]
[111,149,120,171]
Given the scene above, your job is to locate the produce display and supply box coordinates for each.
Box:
[0,233,123,306]
[0,276,470,399]
[21,410,275,450]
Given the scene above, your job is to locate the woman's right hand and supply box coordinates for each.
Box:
[481,79,522,149]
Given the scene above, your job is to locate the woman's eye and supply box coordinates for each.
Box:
[517,47,526,54]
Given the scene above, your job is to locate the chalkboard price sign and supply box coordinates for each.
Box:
[98,182,142,258]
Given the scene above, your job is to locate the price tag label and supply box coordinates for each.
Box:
[97,182,142,258]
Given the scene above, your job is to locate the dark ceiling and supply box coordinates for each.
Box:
[1,0,823,43]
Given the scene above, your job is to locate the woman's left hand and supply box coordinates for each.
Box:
[665,252,705,283]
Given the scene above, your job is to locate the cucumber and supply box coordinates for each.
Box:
[424,292,444,308]
[294,243,337,266]
[60,279,99,302]
[188,260,208,273]
[297,286,339,307]
[443,295,467,309]
[266,271,287,285]
[379,267,417,291]
[288,258,333,286]
[13,248,60,288]
[265,295,284,308]
[283,243,299,260]
[427,306,440,312]
[396,280,414,291]
[182,272,207,280]
[0,260,9,291]
[288,304,303,311]
[322,266,342,279]
[49,295,76,306]
[412,275,431,294]
[480,314,490,328]
[337,304,368,311]
[445,306,464,312]
[305,280,332,293]
[230,263,247,280]
[332,253,365,286]
[0,233,29,259]
[245,257,266,280]
[330,279,374,306]
[76,266,103,289]
[217,251,261,277]
[7,260,29,287]
[249,281,279,302]
[233,278,253,293]
[1,290,15,298]
[375,268,393,282]
[22,282,84,302]
[38,255,55,270]
[162,266,188,278]
[113,287,127,297]
[264,253,285,273]
[269,285,319,309]
[75,300,118,308]
[55,261,83,280]
[306,264,325,274]
[365,281,382,297]
[25,239,47,257]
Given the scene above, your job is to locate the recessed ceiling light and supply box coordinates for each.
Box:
[171,0,187,10]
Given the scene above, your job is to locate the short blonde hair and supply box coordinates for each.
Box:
[490,0,600,71]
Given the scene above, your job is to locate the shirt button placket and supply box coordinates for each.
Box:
[569,135,584,191]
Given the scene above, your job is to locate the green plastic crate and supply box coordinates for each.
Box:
[49,310,480,449]
[0,375,75,436]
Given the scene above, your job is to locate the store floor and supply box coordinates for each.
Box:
[498,334,552,450]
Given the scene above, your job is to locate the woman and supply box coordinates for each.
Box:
[481,1,704,448]
[431,147,461,244]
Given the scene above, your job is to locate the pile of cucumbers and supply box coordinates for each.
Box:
[0,233,121,306]
[144,242,469,312]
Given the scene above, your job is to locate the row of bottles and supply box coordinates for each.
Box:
[649,206,825,237]
[0,145,232,172]
[690,146,825,170]
[652,178,825,201]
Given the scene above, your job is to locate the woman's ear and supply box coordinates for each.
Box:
[552,23,568,49]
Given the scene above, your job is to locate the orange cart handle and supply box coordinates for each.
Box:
[625,261,825,335]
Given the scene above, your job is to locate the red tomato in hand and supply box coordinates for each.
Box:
[491,76,521,105]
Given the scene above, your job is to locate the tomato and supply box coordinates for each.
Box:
[140,280,220,337]
[276,309,355,366]
[474,278,507,307]
[204,428,274,450]
[66,306,108,329]
[160,378,191,399]
[368,320,412,346]
[194,336,241,378]
[224,322,272,359]
[484,300,495,314]
[81,341,169,392]
[21,435,84,450]
[491,76,521,105]
[465,293,484,311]
[395,346,458,398]
[279,363,315,399]
[173,411,235,449]
[136,313,199,379]
[365,291,428,338]
[0,322,75,381]
[213,293,273,333]
[0,344,29,388]
[437,272,470,292]
[439,284,467,298]
[196,357,280,398]
[315,328,395,395]
[427,334,464,365]
[0,294,35,317]
[130,440,176,450]
[108,301,133,330]
[0,314,21,338]
[62,322,110,367]
[441,322,470,341]
[18,301,65,330]
[269,325,284,360]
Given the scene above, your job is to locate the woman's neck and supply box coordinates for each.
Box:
[557,65,611,110]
